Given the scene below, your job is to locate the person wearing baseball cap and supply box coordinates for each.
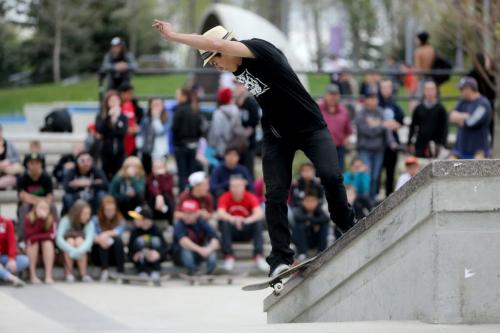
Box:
[153,18,355,278]
[128,206,168,280]
[175,171,214,222]
[99,36,138,91]
[395,156,421,190]
[449,76,492,159]
[172,199,220,275]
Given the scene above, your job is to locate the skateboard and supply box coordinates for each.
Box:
[241,255,318,295]
[179,270,236,286]
[109,273,170,287]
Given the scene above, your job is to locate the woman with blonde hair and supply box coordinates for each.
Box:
[109,156,146,217]
[23,200,57,284]
[56,200,95,282]
[91,196,126,282]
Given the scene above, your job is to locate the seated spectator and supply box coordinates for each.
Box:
[53,142,85,185]
[137,97,169,174]
[56,200,95,283]
[17,153,57,228]
[345,185,372,222]
[292,190,329,262]
[217,175,267,272]
[196,137,219,173]
[110,156,146,218]
[395,156,421,191]
[96,90,128,180]
[119,82,143,157]
[210,147,253,198]
[128,206,168,281]
[62,151,108,215]
[91,196,126,282]
[99,37,138,91]
[22,140,46,171]
[173,200,219,275]
[0,124,23,190]
[176,171,214,222]
[146,159,175,223]
[23,200,56,284]
[290,162,324,208]
[0,214,28,287]
[343,158,371,198]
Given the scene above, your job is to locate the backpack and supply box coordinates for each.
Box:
[431,55,452,86]
[40,108,73,132]
[208,106,248,157]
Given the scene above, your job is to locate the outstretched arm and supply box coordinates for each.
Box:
[152,20,254,58]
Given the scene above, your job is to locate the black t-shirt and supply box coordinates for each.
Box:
[233,39,326,137]
[17,172,53,197]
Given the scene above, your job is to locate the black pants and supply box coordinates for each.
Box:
[292,222,329,255]
[241,147,256,180]
[219,220,264,257]
[382,147,398,197]
[262,127,354,268]
[91,236,125,273]
[174,146,198,192]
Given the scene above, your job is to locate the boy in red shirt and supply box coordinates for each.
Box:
[217,175,267,272]
[0,215,28,286]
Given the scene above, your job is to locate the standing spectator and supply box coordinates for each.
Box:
[91,196,126,282]
[109,156,146,218]
[173,200,219,275]
[53,143,85,185]
[379,79,405,197]
[172,87,203,191]
[408,80,448,158]
[176,171,214,222]
[382,54,403,93]
[0,215,28,287]
[137,98,170,175]
[17,153,57,230]
[355,93,393,200]
[210,147,254,198]
[359,71,380,97]
[128,206,168,280]
[56,200,95,283]
[62,151,108,215]
[23,200,56,284]
[289,162,324,208]
[208,87,247,160]
[414,31,435,97]
[323,53,349,83]
[395,156,421,190]
[291,189,329,262]
[468,53,496,143]
[0,124,23,189]
[119,82,143,157]
[217,175,267,272]
[343,158,371,199]
[449,77,492,159]
[96,90,128,180]
[146,159,175,223]
[318,84,353,171]
[99,37,138,91]
[234,80,261,178]
[22,140,46,171]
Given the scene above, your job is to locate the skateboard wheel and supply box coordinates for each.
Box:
[273,282,284,295]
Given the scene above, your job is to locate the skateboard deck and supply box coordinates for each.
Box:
[110,273,170,286]
[241,255,318,295]
[179,271,236,286]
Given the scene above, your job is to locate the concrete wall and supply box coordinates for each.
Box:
[264,160,500,325]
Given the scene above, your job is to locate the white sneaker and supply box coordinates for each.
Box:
[255,256,270,273]
[82,275,94,283]
[223,256,235,271]
[99,270,109,283]
[65,274,75,283]
[150,271,160,281]
[297,254,307,263]
[138,272,149,279]
[270,264,291,278]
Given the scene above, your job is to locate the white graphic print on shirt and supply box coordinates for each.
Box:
[234,69,270,97]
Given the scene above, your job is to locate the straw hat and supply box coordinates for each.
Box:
[198,25,234,67]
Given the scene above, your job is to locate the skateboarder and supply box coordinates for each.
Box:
[152,21,355,277]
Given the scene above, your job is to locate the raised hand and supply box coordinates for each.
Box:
[152,19,174,40]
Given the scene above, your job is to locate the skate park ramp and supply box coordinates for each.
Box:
[264,159,500,325]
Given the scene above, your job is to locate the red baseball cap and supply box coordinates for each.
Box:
[180,200,200,213]
[217,88,232,105]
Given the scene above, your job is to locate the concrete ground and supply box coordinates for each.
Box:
[2,277,500,333]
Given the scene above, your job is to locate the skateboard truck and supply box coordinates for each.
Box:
[271,280,284,295]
